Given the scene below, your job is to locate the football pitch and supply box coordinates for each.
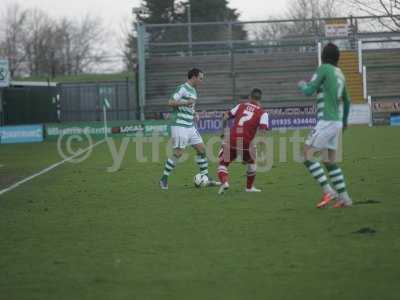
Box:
[0,126,399,300]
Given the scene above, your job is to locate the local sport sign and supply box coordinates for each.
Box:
[45,121,170,139]
[0,59,10,88]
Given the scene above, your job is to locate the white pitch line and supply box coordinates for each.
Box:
[0,139,105,197]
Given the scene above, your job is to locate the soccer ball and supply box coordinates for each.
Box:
[194,173,209,188]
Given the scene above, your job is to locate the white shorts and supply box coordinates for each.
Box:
[305,120,342,150]
[171,126,204,149]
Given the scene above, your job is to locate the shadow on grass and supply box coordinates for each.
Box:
[352,227,377,235]
[354,199,382,205]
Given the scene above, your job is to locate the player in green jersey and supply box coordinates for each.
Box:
[298,43,352,208]
[160,68,218,189]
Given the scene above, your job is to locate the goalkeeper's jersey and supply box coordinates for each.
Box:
[170,82,197,127]
[301,64,351,123]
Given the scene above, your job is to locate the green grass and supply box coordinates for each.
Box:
[0,126,400,300]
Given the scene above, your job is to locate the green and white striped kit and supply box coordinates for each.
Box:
[172,83,197,127]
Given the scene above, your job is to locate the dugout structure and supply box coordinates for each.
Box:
[2,81,59,125]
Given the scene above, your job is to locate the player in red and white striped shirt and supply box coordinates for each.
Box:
[218,88,269,194]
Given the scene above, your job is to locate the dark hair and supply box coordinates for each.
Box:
[322,43,340,66]
[250,88,262,101]
[188,68,203,79]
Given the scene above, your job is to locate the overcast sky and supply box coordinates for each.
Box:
[2,0,288,71]
[4,0,288,29]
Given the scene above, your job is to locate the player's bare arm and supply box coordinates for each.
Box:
[220,111,231,139]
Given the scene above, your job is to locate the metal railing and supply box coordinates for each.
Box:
[136,15,400,120]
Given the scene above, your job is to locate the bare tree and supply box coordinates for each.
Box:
[285,0,343,37]
[0,3,29,77]
[253,0,342,42]
[68,15,108,74]
[25,13,108,75]
[0,2,110,77]
[341,0,400,31]
[287,0,342,19]
[46,16,107,75]
[23,9,54,76]
[253,19,290,41]
[54,18,74,75]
